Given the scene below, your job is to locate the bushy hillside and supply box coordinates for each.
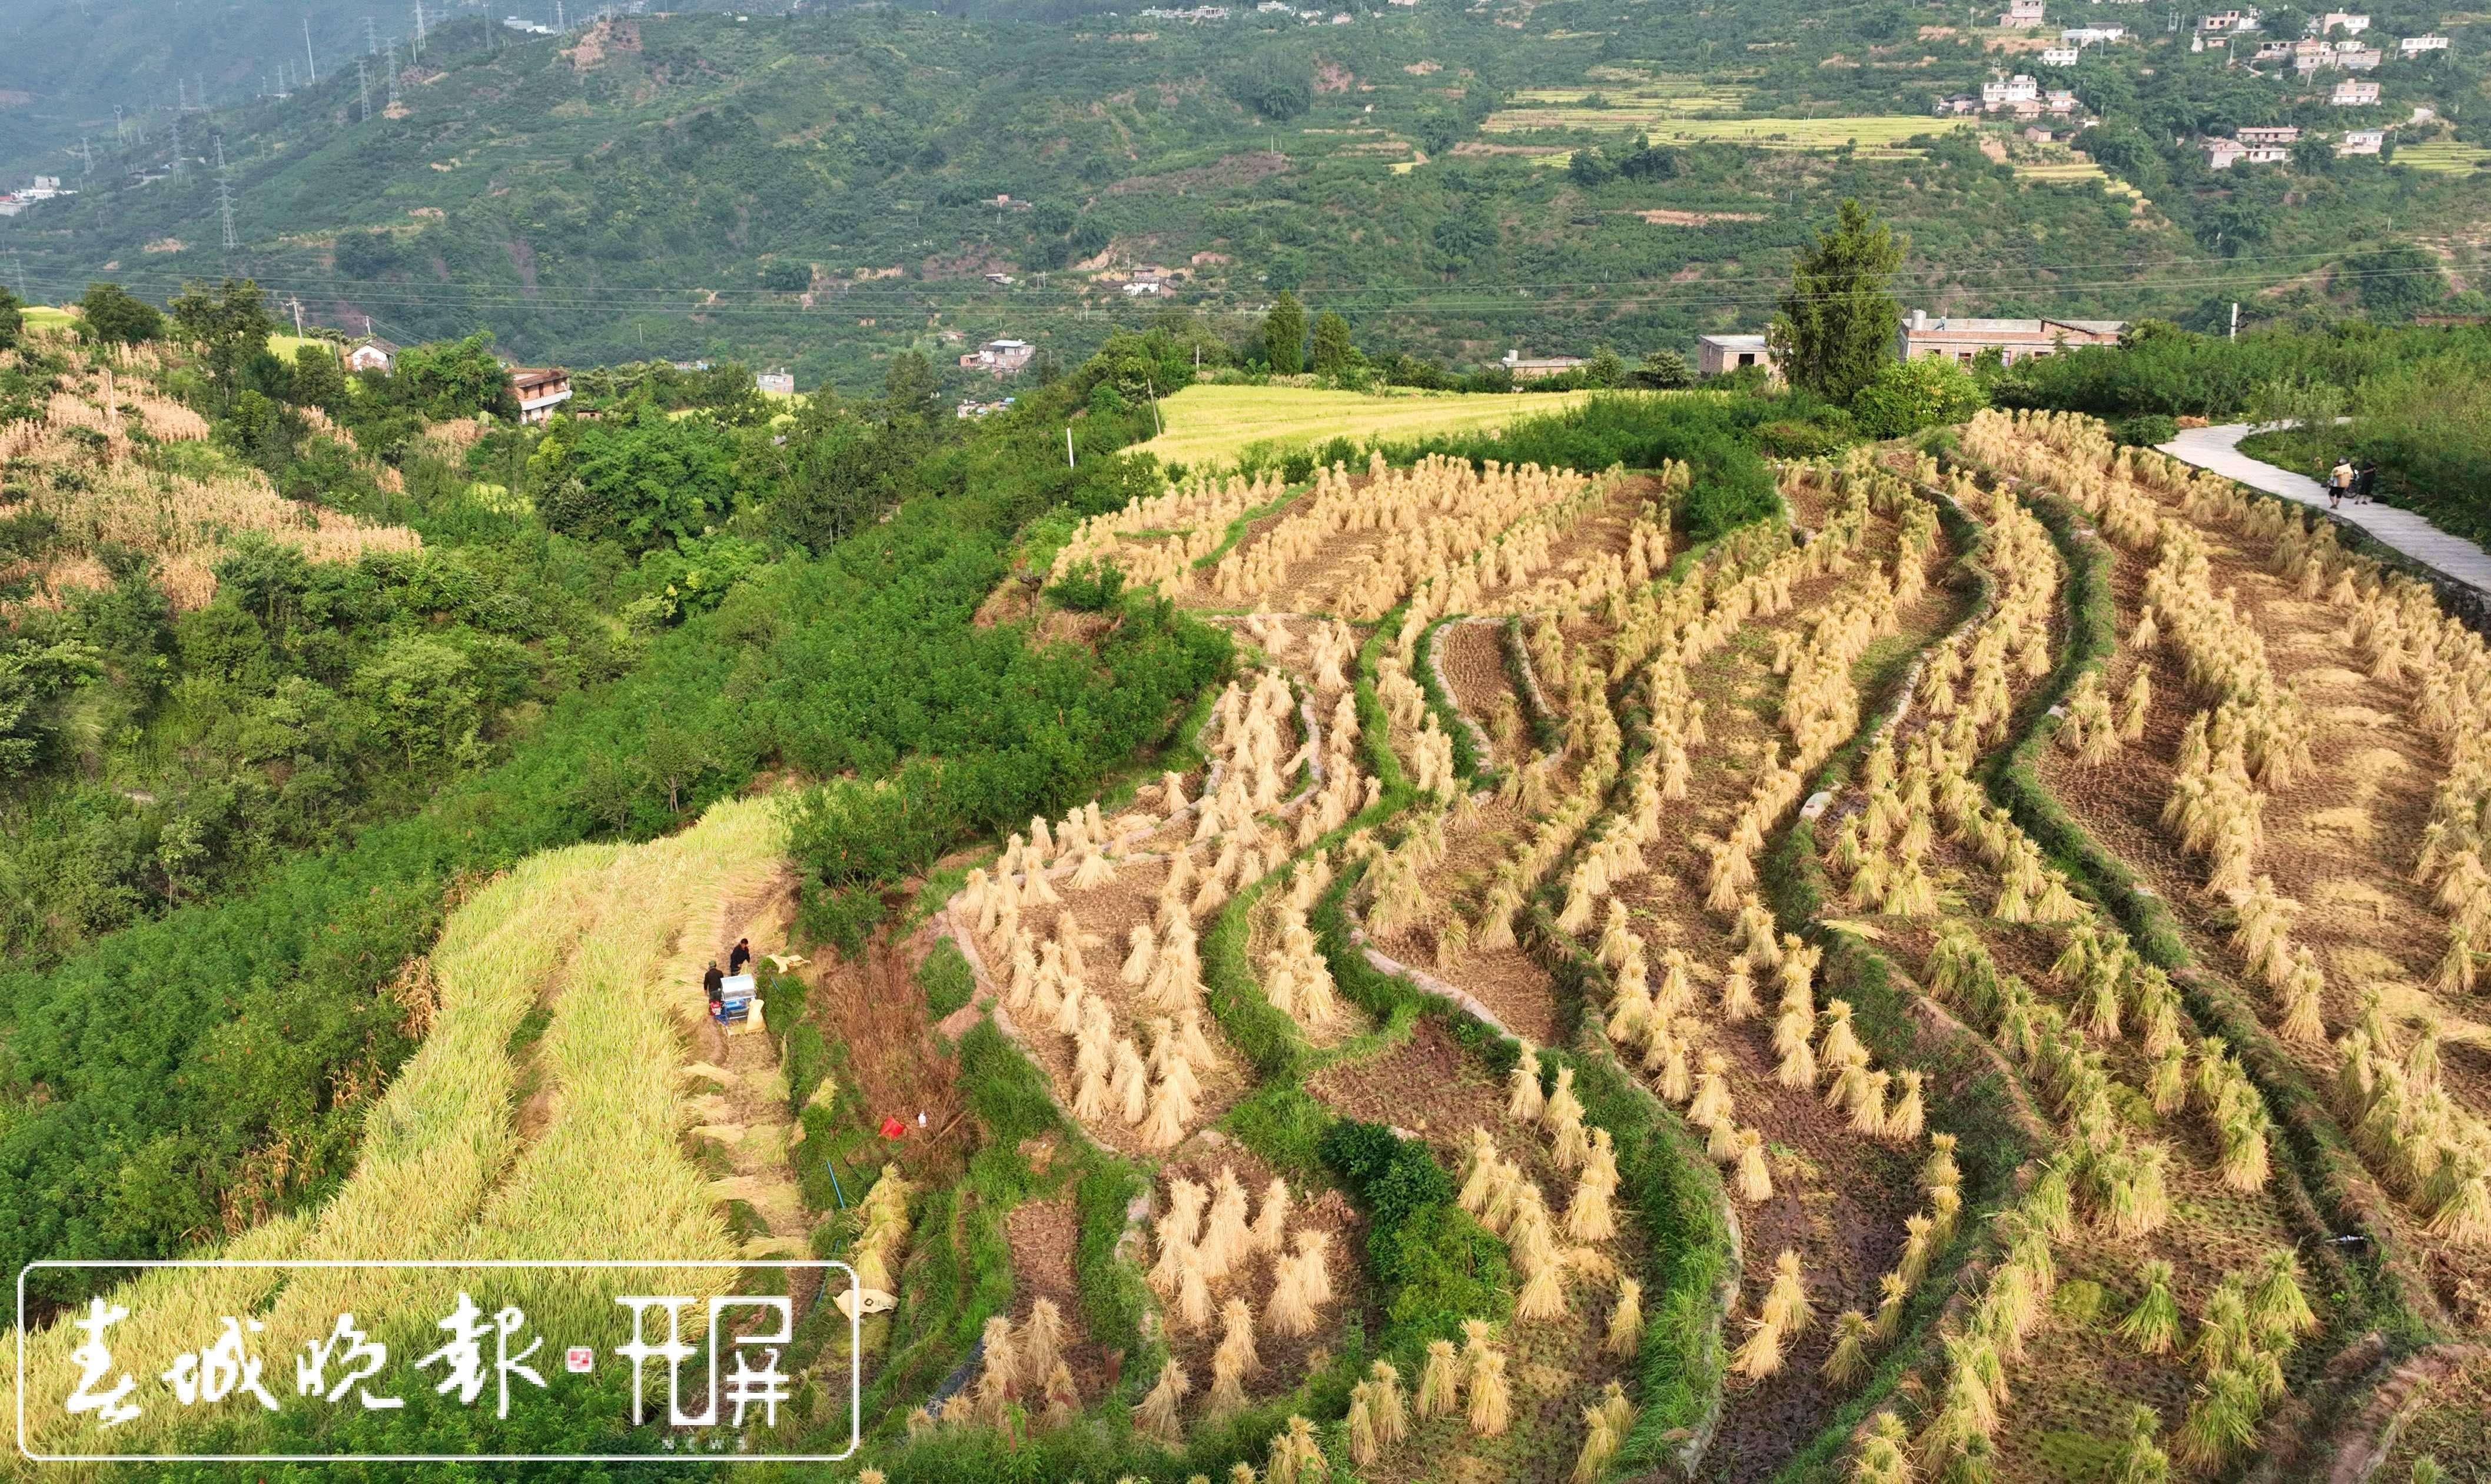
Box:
[5,0,2485,389]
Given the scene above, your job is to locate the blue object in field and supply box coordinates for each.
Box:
[711,971,756,1025]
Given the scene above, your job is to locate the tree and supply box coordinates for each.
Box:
[1310,310,1356,377]
[352,634,479,766]
[396,333,510,420]
[879,350,944,425]
[78,282,164,345]
[1769,199,1905,404]
[2340,243,2447,322]
[1635,348,1695,389]
[290,345,347,412]
[0,285,18,351]
[1851,355,1988,438]
[1224,45,1314,121]
[1583,346,1627,389]
[1264,291,1307,375]
[168,277,277,383]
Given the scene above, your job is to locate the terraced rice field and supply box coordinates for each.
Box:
[1484,109,1974,152]
[2396,139,2491,174]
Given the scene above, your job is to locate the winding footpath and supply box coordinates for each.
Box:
[2158,422,2491,597]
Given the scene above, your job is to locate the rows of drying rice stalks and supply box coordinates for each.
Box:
[1980,411,2491,1269]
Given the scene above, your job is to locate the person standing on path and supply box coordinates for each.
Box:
[2355,458,2379,506]
[2329,457,2353,510]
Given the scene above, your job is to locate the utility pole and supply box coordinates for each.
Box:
[290,295,305,337]
[2230,302,2239,340]
[305,17,318,83]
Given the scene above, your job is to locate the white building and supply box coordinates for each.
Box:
[2399,34,2449,53]
[2061,24,2125,42]
[1998,0,2047,26]
[2313,10,2369,32]
[1696,334,1775,378]
[959,338,1035,374]
[2331,76,2381,104]
[756,370,796,395]
[1981,72,2041,108]
[2204,137,2292,167]
[2337,128,2386,154]
[2042,44,2081,64]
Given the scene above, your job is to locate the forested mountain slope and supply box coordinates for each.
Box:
[4,0,2485,388]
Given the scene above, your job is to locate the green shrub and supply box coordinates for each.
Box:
[2111,413,2178,447]
[1044,556,1127,611]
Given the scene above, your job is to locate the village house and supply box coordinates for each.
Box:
[1898,310,2125,365]
[956,397,1017,420]
[2332,75,2381,104]
[2204,136,2293,167]
[1501,350,1587,382]
[509,367,573,425]
[2338,128,2386,154]
[1981,73,2041,110]
[2061,24,2125,44]
[2292,36,2339,71]
[1998,0,2048,28]
[2047,87,2078,114]
[2022,124,2056,143]
[344,337,398,374]
[1934,92,1983,115]
[1696,334,1776,378]
[2250,38,2292,59]
[959,338,1036,375]
[984,272,1017,286]
[2337,42,2384,69]
[2041,44,2080,64]
[2237,124,2302,145]
[756,369,796,395]
[2196,9,2261,34]
[2313,10,2368,32]
[2399,34,2450,54]
[1122,280,1166,298]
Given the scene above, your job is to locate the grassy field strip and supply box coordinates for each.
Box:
[1137,384,1602,468]
[1485,112,1972,147]
[2012,152,2144,199]
[3,799,782,1459]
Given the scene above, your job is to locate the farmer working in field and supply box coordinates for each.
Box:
[729,937,753,976]
[703,960,725,1009]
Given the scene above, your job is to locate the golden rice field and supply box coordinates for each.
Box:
[1135,382,1606,468]
[2012,151,2147,201]
[2396,139,2491,174]
[1,797,785,1464]
[1504,82,1756,114]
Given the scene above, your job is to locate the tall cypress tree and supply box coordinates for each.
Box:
[1768,199,1905,403]
[1263,291,1306,375]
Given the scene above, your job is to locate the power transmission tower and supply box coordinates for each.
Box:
[304,17,317,83]
[79,134,92,177]
[178,78,188,111]
[216,134,238,249]
[356,57,371,118]
[169,112,184,172]
[413,0,426,54]
[384,39,400,107]
[366,15,378,53]
[12,250,26,302]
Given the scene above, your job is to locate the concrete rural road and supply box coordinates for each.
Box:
[2159,422,2491,597]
